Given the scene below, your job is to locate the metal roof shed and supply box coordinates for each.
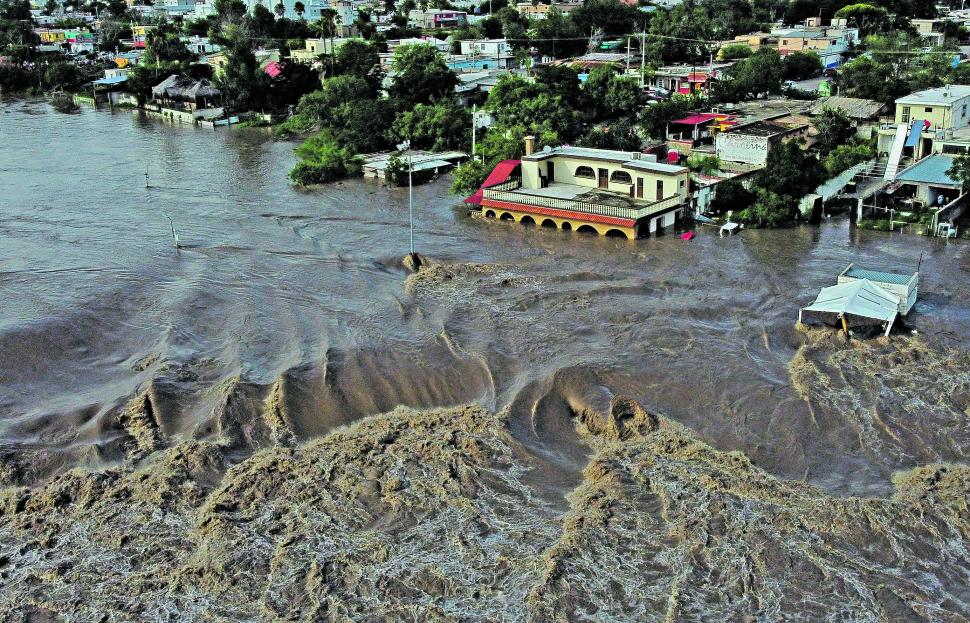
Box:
[837,263,918,315]
[799,279,900,336]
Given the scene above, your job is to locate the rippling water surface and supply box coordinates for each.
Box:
[2,99,970,495]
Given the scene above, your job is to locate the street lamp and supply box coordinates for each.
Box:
[396,139,414,256]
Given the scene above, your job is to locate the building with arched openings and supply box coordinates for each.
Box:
[467,140,691,240]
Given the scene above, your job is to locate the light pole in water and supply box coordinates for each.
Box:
[396,139,414,256]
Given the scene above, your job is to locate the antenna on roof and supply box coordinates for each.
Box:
[144,165,150,188]
[164,213,181,251]
[916,251,923,273]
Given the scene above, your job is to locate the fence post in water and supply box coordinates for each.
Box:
[165,214,181,251]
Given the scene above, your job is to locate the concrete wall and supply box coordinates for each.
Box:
[715,133,770,165]
[896,96,970,131]
[521,156,689,202]
[480,206,637,239]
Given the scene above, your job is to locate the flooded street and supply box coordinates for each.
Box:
[2,100,970,620]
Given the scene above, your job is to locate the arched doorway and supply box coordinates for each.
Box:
[500,212,515,221]
[561,222,572,231]
[520,215,536,226]
[576,224,598,235]
[541,219,556,228]
[605,229,628,239]
[484,210,495,218]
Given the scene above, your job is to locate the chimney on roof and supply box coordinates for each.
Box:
[524,135,535,156]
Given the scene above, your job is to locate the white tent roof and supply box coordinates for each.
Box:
[801,279,899,331]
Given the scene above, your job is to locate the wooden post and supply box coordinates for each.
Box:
[841,315,849,337]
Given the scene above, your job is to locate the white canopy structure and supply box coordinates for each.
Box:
[799,279,900,336]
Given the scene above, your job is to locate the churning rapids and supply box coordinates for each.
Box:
[1,100,969,621]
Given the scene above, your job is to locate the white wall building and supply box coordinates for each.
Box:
[459,39,508,57]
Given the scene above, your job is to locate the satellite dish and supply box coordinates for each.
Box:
[542,145,552,153]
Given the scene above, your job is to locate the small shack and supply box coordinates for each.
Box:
[799,279,900,337]
[837,264,918,315]
[151,74,222,111]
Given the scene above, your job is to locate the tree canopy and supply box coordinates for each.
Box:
[387,44,459,107]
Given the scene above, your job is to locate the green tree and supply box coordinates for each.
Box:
[638,95,703,141]
[710,177,755,214]
[450,159,488,195]
[251,4,276,38]
[42,61,82,90]
[757,140,823,199]
[713,48,784,102]
[604,75,643,118]
[741,189,791,228]
[946,153,970,192]
[274,1,284,18]
[834,3,890,36]
[687,154,721,175]
[284,74,395,150]
[583,63,618,115]
[813,107,855,156]
[388,44,458,107]
[824,140,875,176]
[486,73,579,140]
[699,0,756,39]
[783,50,822,81]
[533,64,581,107]
[389,99,470,151]
[313,7,340,71]
[210,0,268,111]
[646,4,715,64]
[144,23,197,65]
[290,134,362,185]
[533,7,583,58]
[0,0,35,60]
[294,1,305,18]
[335,39,381,90]
[576,118,642,151]
[719,44,752,61]
[570,0,643,37]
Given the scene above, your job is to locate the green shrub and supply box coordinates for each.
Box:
[289,133,362,185]
[451,159,488,195]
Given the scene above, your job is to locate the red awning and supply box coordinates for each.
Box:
[670,113,721,125]
[464,159,520,205]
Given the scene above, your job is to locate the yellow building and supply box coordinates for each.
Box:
[894,86,970,131]
[36,29,68,43]
[477,140,691,239]
[514,1,581,20]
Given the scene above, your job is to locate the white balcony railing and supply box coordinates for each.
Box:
[483,178,683,221]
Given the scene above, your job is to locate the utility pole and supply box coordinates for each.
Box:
[397,140,415,256]
[640,29,646,87]
[471,104,476,160]
[626,35,630,73]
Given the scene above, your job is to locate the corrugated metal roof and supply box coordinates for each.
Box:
[807,96,885,119]
[844,267,914,286]
[896,154,961,187]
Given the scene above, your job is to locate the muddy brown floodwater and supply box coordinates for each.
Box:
[1,100,969,621]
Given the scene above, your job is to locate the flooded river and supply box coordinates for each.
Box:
[2,100,969,620]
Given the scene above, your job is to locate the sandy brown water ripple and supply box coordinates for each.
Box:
[1,102,970,619]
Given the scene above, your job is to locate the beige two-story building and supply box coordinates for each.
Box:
[473,140,691,239]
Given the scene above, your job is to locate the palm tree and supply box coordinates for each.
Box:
[294,1,305,19]
[274,1,285,18]
[314,8,340,72]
